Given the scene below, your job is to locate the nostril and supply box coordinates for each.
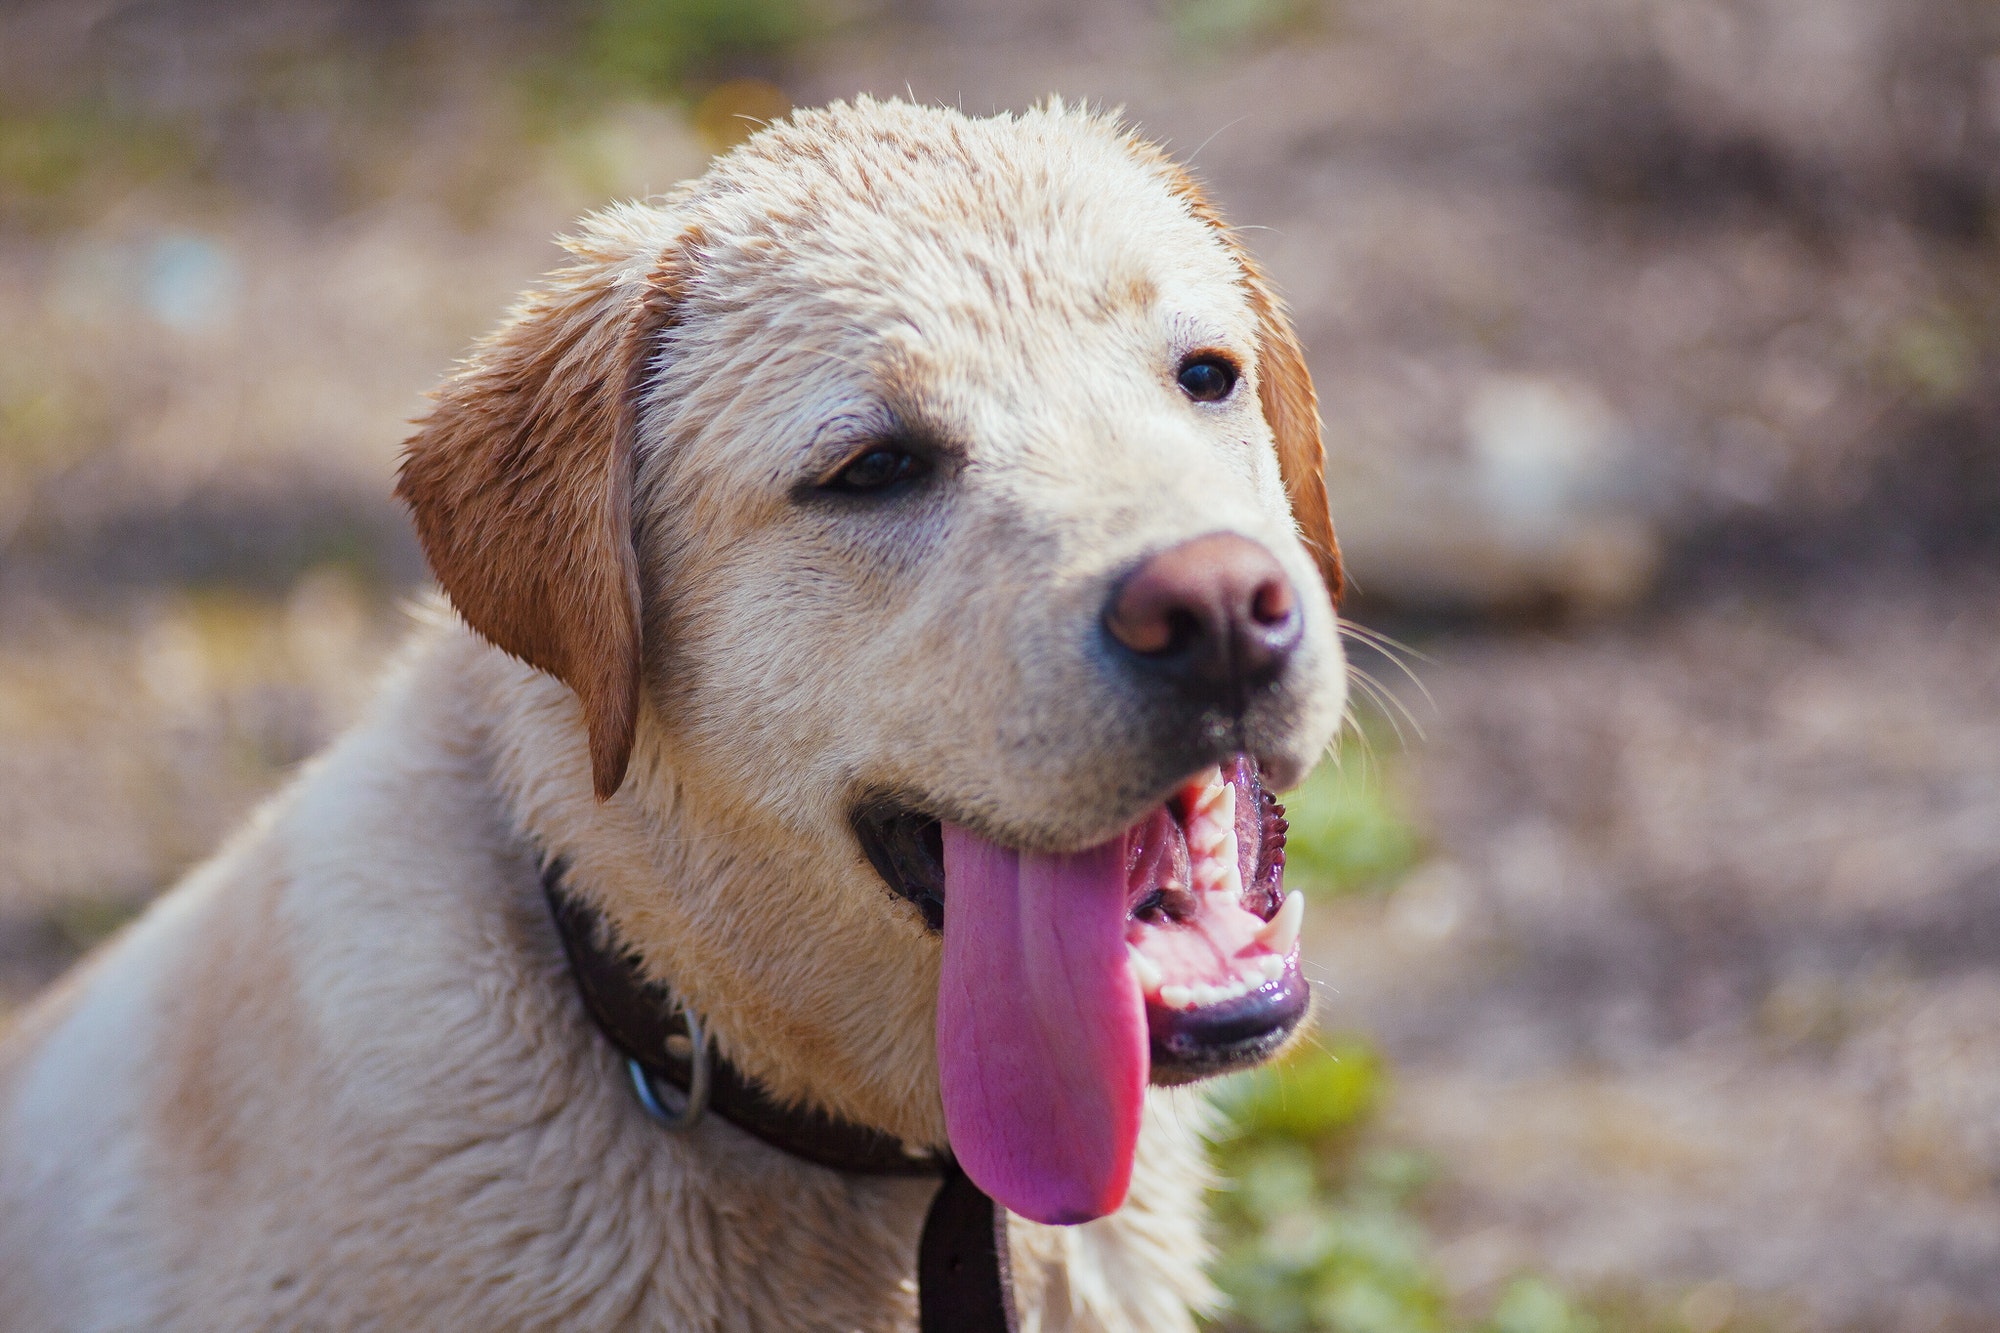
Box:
[1249,577,1295,628]
[1106,591,1176,656]
[1161,608,1204,656]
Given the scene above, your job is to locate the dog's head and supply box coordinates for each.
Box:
[399,99,1347,1225]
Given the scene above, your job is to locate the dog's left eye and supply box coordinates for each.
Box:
[824,445,929,495]
[1177,355,1239,403]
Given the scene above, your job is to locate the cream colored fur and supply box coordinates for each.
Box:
[0,98,1346,1331]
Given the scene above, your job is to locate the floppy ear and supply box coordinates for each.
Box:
[1152,161,1344,604]
[397,227,687,800]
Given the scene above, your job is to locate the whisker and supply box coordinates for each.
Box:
[1348,669,1416,748]
[1338,618,1433,666]
[1300,964,1340,993]
[1184,116,1247,167]
[1339,621,1438,713]
[1347,673,1399,743]
[1351,666,1427,744]
[1336,696,1384,768]
[1332,701,1376,773]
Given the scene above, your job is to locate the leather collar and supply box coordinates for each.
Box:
[540,859,1017,1333]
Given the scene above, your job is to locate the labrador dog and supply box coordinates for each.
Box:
[0,97,1347,1331]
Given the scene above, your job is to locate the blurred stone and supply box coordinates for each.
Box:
[1387,859,1472,943]
[144,233,241,334]
[1330,377,1660,616]
[1334,477,1661,617]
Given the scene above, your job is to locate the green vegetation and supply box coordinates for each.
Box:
[1167,0,1330,54]
[49,896,142,954]
[1280,738,1426,897]
[1206,1040,1601,1333]
[588,0,812,99]
[1208,1038,1447,1333]
[1202,731,1599,1332]
[0,103,197,230]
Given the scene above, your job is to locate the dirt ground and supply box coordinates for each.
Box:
[3,2,1999,1329]
[1316,574,2000,1330]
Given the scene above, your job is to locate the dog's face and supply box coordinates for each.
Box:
[400,99,1347,1226]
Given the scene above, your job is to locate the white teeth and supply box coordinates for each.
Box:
[1181,769,1243,905]
[1254,890,1305,957]
[1150,963,1283,1012]
[1185,781,1236,859]
[1144,964,1264,1008]
[1127,945,1164,993]
[1137,776,1295,1016]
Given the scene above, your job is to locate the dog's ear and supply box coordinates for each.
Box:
[397,225,687,800]
[1235,260,1344,605]
[1153,162,1344,604]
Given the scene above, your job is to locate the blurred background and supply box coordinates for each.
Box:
[2,1,1997,1329]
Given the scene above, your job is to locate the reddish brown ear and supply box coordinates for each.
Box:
[1236,265,1344,605]
[397,233,684,800]
[1149,158,1344,604]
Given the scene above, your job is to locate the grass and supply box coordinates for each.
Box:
[1281,731,1427,898]
[1167,0,1331,54]
[0,102,199,231]
[589,0,812,98]
[1207,1036,1604,1333]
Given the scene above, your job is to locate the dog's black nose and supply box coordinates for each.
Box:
[1105,533,1303,700]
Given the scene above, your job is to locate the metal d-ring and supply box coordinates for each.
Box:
[626,1004,711,1132]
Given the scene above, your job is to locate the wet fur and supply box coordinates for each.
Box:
[0,99,1346,1331]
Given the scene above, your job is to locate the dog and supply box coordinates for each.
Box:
[0,97,1347,1331]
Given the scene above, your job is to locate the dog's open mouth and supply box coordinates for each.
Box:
[852,756,1307,1227]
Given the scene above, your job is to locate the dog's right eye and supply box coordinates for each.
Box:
[823,446,929,495]
[1176,354,1239,403]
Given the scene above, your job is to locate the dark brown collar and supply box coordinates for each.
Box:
[539,859,1017,1333]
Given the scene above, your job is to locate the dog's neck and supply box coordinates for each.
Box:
[477,647,954,1149]
[538,856,945,1173]
[538,858,1019,1333]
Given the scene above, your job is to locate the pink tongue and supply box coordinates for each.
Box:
[937,823,1147,1225]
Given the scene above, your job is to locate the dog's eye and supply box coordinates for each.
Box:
[1176,355,1238,403]
[824,445,928,495]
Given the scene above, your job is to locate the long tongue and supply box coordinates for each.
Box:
[937,824,1147,1225]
